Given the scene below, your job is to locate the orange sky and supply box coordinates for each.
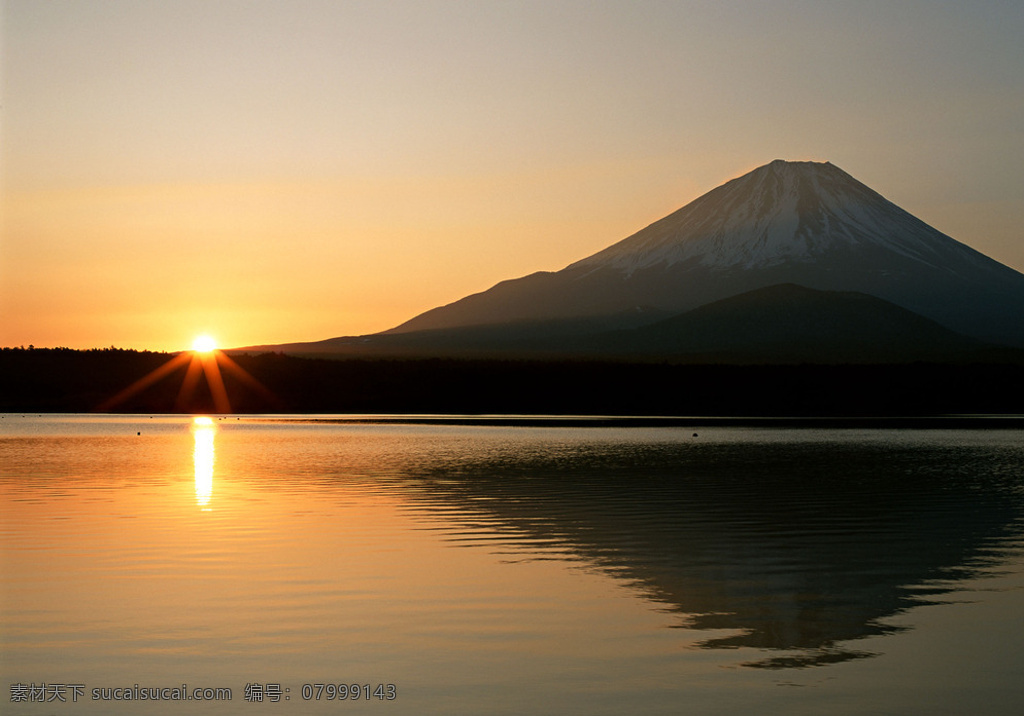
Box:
[2,1,1022,352]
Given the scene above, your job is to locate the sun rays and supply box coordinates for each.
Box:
[96,339,276,413]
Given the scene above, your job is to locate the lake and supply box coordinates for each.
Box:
[2,414,1023,714]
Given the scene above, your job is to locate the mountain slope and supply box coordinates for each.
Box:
[238,283,996,364]
[580,283,985,363]
[386,160,1024,347]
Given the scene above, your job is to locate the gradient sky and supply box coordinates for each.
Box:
[2,0,1022,352]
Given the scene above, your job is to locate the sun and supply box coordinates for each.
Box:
[191,335,218,353]
[97,332,276,414]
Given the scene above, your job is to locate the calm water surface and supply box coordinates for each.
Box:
[2,414,1023,714]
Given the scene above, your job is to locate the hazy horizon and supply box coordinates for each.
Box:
[3,1,1023,352]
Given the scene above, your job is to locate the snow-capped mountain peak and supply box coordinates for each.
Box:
[568,160,983,276]
[384,159,1024,347]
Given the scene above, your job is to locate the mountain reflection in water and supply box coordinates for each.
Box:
[397,432,1024,668]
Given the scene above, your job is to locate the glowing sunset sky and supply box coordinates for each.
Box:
[2,0,1022,352]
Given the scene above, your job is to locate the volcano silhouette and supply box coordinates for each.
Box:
[244,160,1024,359]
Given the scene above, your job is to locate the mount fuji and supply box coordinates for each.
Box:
[244,160,1024,359]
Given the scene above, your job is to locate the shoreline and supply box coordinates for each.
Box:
[8,412,1020,430]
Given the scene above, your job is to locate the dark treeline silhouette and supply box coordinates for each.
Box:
[2,347,1023,415]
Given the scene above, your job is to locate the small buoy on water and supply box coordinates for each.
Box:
[692,432,698,437]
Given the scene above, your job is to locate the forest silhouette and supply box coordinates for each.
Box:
[2,347,1023,416]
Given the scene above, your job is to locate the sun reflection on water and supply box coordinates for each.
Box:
[191,416,215,508]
